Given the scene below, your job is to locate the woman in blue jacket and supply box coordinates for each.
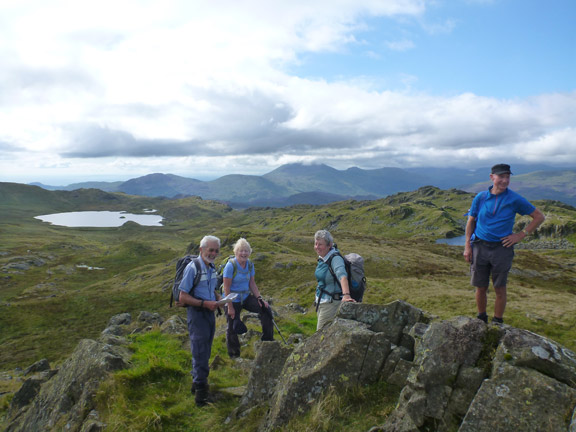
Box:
[222,238,274,358]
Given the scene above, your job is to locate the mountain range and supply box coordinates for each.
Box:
[30,163,576,207]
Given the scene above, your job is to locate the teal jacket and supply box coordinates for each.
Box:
[315,248,347,303]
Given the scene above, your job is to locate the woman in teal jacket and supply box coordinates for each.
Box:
[314,230,355,330]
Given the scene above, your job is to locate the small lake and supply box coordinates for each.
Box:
[436,235,466,246]
[35,211,164,227]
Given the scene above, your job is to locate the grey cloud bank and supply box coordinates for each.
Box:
[0,0,574,184]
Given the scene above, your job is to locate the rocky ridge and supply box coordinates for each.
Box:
[3,302,576,432]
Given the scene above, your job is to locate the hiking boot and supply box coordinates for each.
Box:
[477,312,488,323]
[195,383,210,407]
[491,316,504,325]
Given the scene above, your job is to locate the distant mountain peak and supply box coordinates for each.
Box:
[26,163,576,207]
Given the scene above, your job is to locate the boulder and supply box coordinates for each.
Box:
[338,300,432,346]
[137,311,163,326]
[460,363,576,431]
[263,318,393,429]
[8,370,57,414]
[493,327,576,387]
[237,341,293,416]
[5,339,131,432]
[380,317,495,432]
[107,312,131,327]
[23,358,51,376]
[160,314,188,335]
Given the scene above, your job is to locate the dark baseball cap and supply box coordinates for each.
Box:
[491,164,513,175]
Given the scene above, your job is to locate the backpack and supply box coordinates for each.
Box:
[169,255,202,307]
[216,255,253,295]
[325,248,366,303]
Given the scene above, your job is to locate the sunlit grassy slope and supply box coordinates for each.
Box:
[1,182,575,371]
[1,182,575,431]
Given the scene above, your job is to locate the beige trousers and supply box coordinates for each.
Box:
[316,300,342,331]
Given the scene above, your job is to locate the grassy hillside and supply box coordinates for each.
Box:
[1,183,575,368]
[1,182,575,430]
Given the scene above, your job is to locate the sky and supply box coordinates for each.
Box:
[1,0,575,185]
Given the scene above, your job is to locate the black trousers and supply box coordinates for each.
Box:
[225,294,274,357]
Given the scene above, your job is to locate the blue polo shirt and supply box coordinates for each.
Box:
[470,187,535,242]
[179,259,217,301]
[223,258,254,302]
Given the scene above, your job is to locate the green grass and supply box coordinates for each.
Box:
[96,331,208,432]
[94,330,401,432]
[98,331,248,432]
[1,184,576,430]
[280,383,401,432]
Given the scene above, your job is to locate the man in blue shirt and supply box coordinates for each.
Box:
[463,164,545,324]
[177,235,221,406]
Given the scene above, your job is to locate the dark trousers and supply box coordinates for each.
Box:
[186,307,215,385]
[225,294,274,357]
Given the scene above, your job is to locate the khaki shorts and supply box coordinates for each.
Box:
[470,240,515,288]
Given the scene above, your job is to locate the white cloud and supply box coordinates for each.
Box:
[385,39,416,51]
[519,128,576,162]
[0,0,574,184]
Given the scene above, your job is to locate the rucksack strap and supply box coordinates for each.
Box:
[191,258,203,292]
[228,258,253,304]
[324,253,343,292]
[229,257,254,279]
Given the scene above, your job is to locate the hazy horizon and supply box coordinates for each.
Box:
[12,161,575,188]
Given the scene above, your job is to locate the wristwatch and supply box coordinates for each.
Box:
[522,229,530,236]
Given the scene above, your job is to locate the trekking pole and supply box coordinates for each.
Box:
[272,317,288,345]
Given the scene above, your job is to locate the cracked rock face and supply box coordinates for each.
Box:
[246,302,576,432]
[261,301,429,430]
[5,337,131,432]
[6,306,576,432]
[460,363,576,432]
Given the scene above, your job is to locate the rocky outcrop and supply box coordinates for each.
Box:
[4,312,179,432]
[257,300,432,430]
[236,341,293,416]
[5,303,576,432]
[4,339,131,432]
[240,301,576,432]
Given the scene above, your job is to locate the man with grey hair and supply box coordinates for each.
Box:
[177,235,221,406]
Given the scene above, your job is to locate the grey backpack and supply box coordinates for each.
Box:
[326,249,366,302]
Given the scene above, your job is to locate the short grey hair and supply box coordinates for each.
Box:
[200,235,221,248]
[233,238,252,255]
[314,230,333,246]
